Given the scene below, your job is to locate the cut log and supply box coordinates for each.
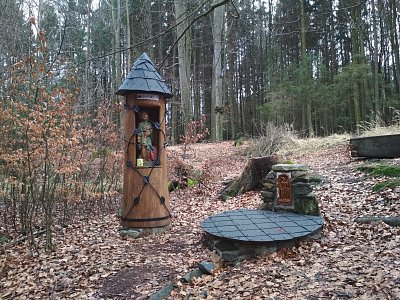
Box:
[355,216,400,227]
[218,155,282,200]
[350,134,400,158]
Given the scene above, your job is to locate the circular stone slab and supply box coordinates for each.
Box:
[201,209,324,243]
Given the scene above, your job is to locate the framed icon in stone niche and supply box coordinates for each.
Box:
[276,172,293,206]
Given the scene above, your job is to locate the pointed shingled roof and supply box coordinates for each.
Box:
[116,53,173,98]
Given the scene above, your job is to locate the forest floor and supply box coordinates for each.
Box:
[1,138,400,299]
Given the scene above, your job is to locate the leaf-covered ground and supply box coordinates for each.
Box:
[1,141,400,299]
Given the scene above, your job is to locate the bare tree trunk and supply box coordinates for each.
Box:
[85,0,91,110]
[389,0,400,93]
[125,0,131,72]
[174,0,191,134]
[170,49,178,145]
[193,48,201,119]
[211,0,225,141]
[350,0,363,133]
[371,0,380,117]
[226,18,237,140]
[112,0,122,126]
[300,0,314,137]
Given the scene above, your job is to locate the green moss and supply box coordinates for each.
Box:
[373,180,400,192]
[0,235,11,245]
[168,181,178,192]
[284,160,296,164]
[187,178,199,188]
[92,147,113,159]
[357,164,400,178]
[294,194,320,216]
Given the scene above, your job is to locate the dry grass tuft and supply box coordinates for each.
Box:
[246,122,297,157]
[248,109,400,157]
[358,124,400,137]
[358,108,400,137]
[279,133,351,155]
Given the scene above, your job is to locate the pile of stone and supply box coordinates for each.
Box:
[261,164,321,216]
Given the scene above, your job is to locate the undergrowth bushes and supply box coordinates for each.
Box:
[0,37,122,250]
[0,99,122,250]
[0,26,122,250]
[168,116,211,191]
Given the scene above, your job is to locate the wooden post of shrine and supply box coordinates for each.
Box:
[116,53,173,233]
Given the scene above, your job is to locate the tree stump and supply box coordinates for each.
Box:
[219,155,282,200]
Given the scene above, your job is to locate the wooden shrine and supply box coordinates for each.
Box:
[116,53,173,229]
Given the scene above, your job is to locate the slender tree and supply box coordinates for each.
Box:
[211,0,225,141]
[174,0,192,135]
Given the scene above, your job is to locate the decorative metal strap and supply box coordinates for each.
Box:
[122,101,170,220]
[121,215,171,223]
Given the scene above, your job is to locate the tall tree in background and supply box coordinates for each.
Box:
[124,0,131,71]
[225,8,238,140]
[84,0,92,110]
[300,0,314,137]
[111,0,121,107]
[350,0,365,132]
[174,0,192,135]
[211,0,225,141]
[388,0,400,94]
[371,0,380,117]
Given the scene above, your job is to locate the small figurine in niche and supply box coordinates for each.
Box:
[137,111,156,164]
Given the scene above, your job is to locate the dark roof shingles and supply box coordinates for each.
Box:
[116,52,172,98]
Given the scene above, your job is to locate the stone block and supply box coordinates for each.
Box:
[272,164,308,172]
[119,225,171,239]
[292,183,313,196]
[291,171,310,181]
[264,171,276,180]
[214,240,239,252]
[294,192,320,215]
[148,283,175,300]
[260,202,273,210]
[262,182,276,191]
[180,268,203,283]
[261,190,275,201]
[220,250,240,262]
[309,173,323,184]
[197,262,216,275]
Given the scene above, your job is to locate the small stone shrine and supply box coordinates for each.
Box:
[261,164,320,216]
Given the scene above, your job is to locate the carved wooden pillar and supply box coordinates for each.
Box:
[116,53,173,230]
